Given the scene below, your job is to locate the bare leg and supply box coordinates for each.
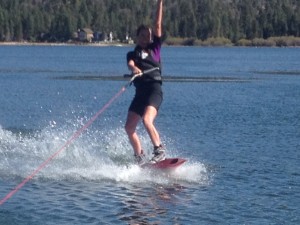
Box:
[125,111,142,155]
[143,106,161,147]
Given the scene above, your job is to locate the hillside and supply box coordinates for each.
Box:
[0,0,299,46]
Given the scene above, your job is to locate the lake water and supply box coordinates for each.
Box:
[0,45,299,224]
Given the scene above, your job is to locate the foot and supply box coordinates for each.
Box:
[134,153,147,166]
[149,145,166,164]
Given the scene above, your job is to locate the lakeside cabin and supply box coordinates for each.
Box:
[76,28,110,43]
[75,28,133,44]
[78,28,94,42]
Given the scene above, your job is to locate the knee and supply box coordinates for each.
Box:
[125,122,135,135]
[143,117,152,129]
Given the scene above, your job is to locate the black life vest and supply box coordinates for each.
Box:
[128,46,162,87]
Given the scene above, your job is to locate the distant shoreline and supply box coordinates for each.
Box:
[1,36,300,47]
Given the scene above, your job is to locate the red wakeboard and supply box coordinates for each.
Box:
[141,158,186,170]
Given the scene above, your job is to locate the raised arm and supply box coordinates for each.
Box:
[153,0,163,37]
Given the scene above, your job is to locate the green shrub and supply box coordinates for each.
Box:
[236,39,252,46]
[268,36,300,47]
[251,38,276,47]
[165,37,184,45]
[202,37,232,46]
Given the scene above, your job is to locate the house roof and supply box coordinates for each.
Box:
[81,28,93,34]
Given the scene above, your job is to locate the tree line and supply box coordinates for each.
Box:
[0,0,299,45]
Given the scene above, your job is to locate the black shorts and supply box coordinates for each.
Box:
[129,83,163,117]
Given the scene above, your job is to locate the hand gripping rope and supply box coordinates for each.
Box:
[0,67,159,205]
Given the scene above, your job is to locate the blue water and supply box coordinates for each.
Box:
[0,45,300,224]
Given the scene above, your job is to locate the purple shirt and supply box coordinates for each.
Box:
[150,35,162,63]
